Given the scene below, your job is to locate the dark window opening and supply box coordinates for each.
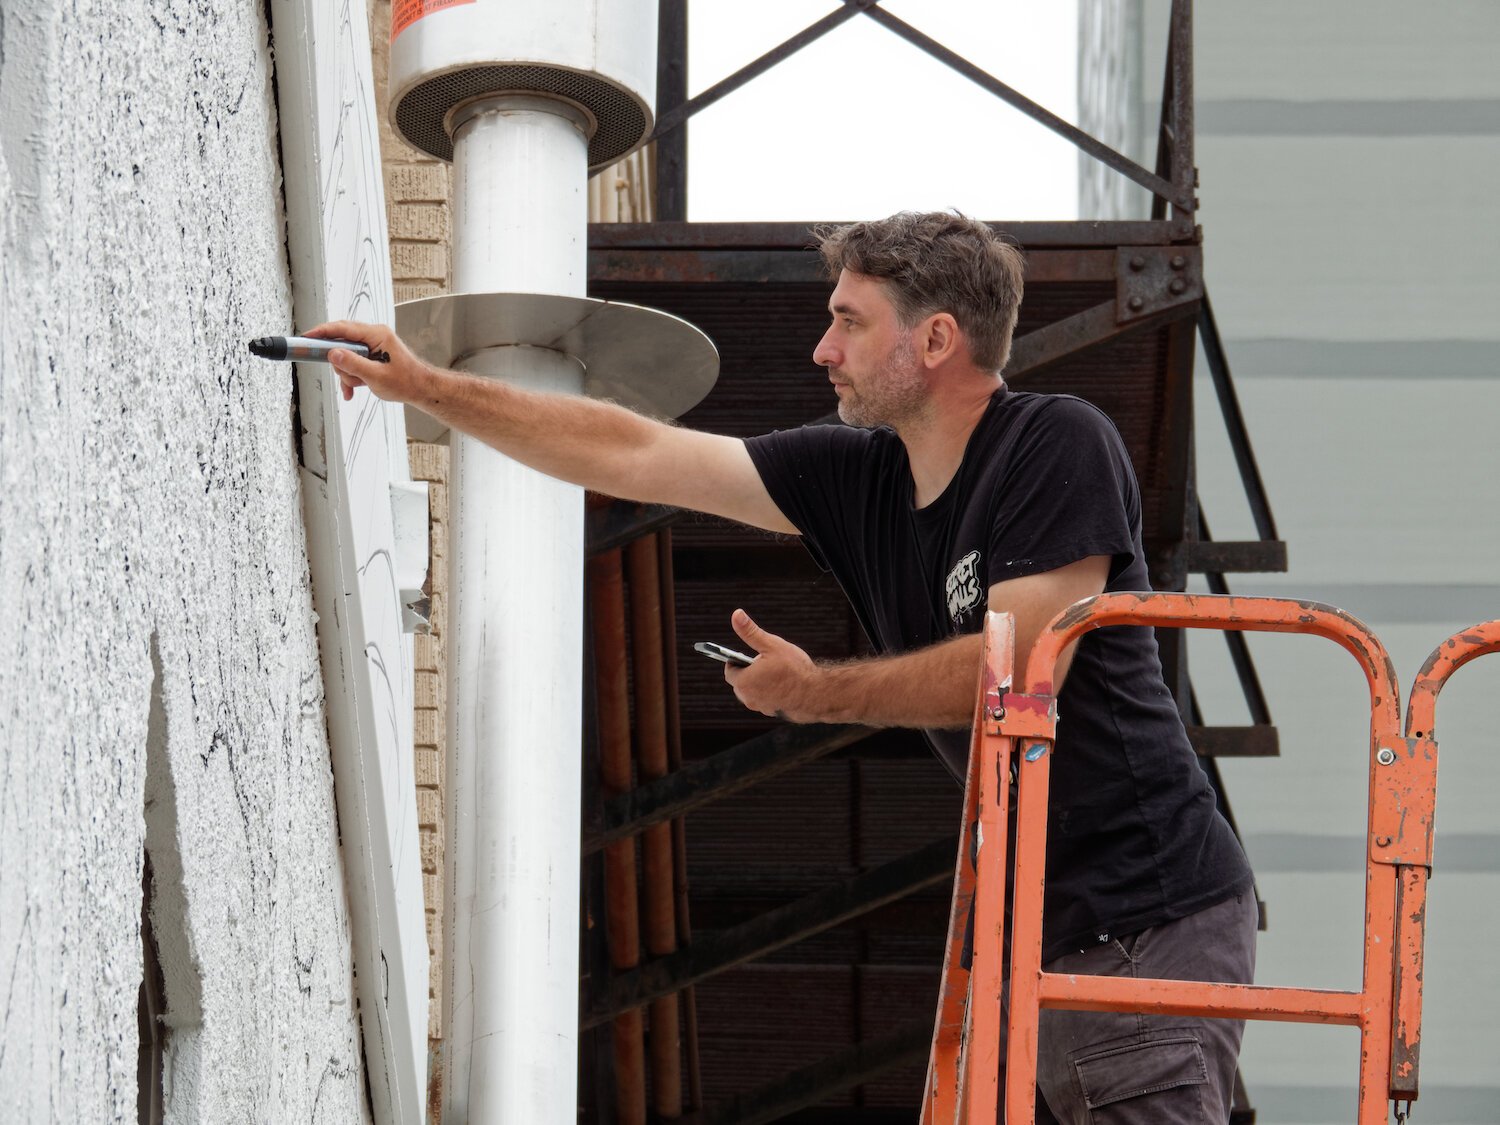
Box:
[138,853,166,1125]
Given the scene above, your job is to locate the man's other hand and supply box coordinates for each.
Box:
[722,609,825,724]
[305,320,430,404]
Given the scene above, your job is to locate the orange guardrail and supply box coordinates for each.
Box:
[923,592,1467,1125]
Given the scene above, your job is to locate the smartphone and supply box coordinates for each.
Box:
[694,641,754,668]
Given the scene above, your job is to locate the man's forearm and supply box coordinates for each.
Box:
[408,365,666,500]
[318,321,797,533]
[806,633,985,730]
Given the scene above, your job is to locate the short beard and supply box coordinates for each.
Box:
[837,332,930,430]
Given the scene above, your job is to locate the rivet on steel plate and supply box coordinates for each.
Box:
[1169,278,1187,295]
[1129,255,1146,271]
[1128,295,1145,311]
[1024,742,1047,762]
[1170,254,1186,270]
[1376,747,1396,766]
[989,707,1004,721]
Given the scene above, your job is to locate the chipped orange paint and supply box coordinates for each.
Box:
[1405,620,1500,738]
[1384,620,1500,1101]
[921,612,1014,1125]
[923,594,1495,1123]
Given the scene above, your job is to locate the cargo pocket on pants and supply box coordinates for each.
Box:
[1070,1033,1208,1123]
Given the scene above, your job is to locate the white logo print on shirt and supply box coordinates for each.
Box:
[945,549,983,625]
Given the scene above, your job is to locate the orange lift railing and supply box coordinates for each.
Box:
[921,592,1481,1125]
[1392,619,1500,1101]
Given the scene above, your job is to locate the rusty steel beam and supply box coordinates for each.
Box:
[587,501,682,557]
[1148,309,1199,715]
[1199,293,1278,542]
[590,248,826,286]
[1168,0,1196,226]
[860,4,1185,210]
[588,549,648,1125]
[1150,2,1198,241]
[583,722,874,856]
[657,530,704,1111]
[626,537,684,1118]
[585,834,957,1028]
[678,1022,931,1125]
[1150,15,1176,224]
[588,220,1196,252]
[1197,509,1275,729]
[1003,245,1204,386]
[589,245,1119,287]
[591,219,1199,251]
[1004,297,1198,383]
[649,4,863,143]
[1177,540,1287,574]
[1185,725,1279,759]
[654,0,688,220]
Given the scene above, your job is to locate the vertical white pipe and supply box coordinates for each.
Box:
[451,96,590,295]
[444,97,589,1124]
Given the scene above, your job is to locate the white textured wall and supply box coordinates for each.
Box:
[0,4,368,1122]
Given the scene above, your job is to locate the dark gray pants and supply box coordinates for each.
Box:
[1003,891,1259,1124]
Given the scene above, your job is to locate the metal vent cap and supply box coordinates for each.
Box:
[394,63,650,170]
[387,0,657,170]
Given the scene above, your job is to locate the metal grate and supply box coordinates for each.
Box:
[394,64,649,168]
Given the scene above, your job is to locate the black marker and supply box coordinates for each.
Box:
[248,336,391,364]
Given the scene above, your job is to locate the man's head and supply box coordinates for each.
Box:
[816,211,1025,374]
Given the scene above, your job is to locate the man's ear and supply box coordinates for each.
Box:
[921,312,963,368]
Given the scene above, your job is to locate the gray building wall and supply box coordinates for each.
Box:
[0,4,368,1121]
[1083,3,1500,1121]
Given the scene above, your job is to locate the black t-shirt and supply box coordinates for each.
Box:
[745,388,1253,960]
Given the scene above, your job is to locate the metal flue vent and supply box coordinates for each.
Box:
[394,64,649,170]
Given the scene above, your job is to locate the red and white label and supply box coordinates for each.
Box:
[391,0,476,41]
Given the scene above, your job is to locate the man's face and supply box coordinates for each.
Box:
[813,271,929,429]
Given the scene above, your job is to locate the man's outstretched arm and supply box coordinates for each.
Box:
[725,555,1111,728]
[307,319,799,535]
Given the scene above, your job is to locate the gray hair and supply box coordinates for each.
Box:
[816,211,1025,372]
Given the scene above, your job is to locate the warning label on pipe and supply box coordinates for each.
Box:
[392,0,475,41]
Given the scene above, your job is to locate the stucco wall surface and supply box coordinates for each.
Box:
[0,3,367,1122]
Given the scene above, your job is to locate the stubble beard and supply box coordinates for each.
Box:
[835,334,931,430]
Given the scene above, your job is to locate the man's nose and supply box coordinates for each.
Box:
[813,328,839,368]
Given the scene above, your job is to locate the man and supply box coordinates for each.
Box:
[313,211,1255,1123]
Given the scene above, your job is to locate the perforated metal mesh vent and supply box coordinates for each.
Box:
[394,65,649,169]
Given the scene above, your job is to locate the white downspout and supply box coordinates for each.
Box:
[387,4,718,1120]
[445,96,590,1122]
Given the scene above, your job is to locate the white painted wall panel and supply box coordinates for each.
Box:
[1204,620,1500,833]
[1144,0,1500,100]
[1227,872,1500,1119]
[1198,138,1500,342]
[0,3,368,1121]
[1196,376,1500,586]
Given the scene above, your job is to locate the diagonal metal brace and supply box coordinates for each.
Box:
[584,834,957,1027]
